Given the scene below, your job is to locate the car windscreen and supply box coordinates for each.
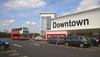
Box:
[85,37,90,40]
[92,38,98,40]
[59,36,64,39]
[65,36,72,38]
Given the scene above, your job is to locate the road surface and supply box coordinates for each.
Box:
[0,38,100,57]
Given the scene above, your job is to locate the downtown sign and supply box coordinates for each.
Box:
[53,19,89,28]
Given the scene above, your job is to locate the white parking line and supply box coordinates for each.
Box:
[0,40,3,41]
[30,43,40,46]
[13,44,22,47]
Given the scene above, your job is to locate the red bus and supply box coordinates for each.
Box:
[11,27,29,40]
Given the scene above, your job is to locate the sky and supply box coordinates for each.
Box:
[0,0,100,33]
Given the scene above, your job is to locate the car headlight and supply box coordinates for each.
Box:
[5,42,9,44]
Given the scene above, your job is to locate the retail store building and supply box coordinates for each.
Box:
[40,13,56,38]
[40,7,100,39]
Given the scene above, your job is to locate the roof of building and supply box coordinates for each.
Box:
[51,7,100,20]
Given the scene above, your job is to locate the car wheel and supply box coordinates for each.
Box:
[56,42,58,45]
[47,41,50,44]
[95,44,98,46]
[80,43,84,48]
[0,45,6,50]
[91,43,93,46]
[65,42,69,46]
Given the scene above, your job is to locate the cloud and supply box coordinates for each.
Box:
[61,0,100,16]
[22,21,37,27]
[0,19,15,28]
[26,21,36,25]
[33,10,40,15]
[61,12,70,16]
[75,0,100,12]
[21,21,39,33]
[9,19,15,23]
[3,0,46,10]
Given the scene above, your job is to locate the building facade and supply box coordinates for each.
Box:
[40,13,56,39]
[46,7,100,39]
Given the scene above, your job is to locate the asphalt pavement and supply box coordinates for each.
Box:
[0,38,100,57]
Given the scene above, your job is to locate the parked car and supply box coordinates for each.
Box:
[98,39,100,45]
[90,37,99,46]
[0,40,9,50]
[34,36,43,41]
[64,36,91,48]
[47,36,65,44]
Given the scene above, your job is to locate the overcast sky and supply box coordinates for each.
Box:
[0,0,100,33]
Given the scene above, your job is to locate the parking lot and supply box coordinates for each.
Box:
[47,43,100,52]
[0,38,100,57]
[36,40,100,52]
